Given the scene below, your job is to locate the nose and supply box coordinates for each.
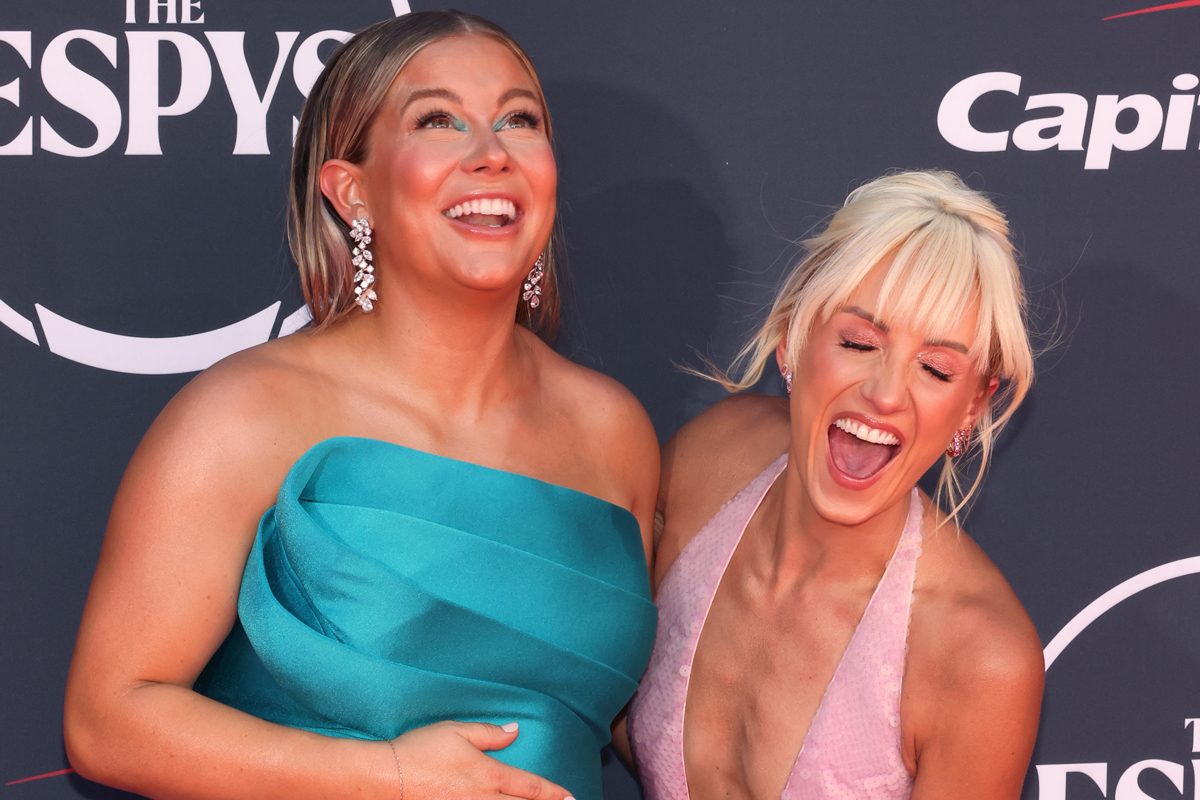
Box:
[462,128,511,174]
[860,354,909,416]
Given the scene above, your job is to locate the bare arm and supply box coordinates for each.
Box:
[63,363,571,800]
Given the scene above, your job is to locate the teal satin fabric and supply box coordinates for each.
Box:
[196,437,656,799]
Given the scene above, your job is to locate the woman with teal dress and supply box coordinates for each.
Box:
[64,12,658,799]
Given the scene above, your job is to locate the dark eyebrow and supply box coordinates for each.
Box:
[839,305,970,354]
[398,88,462,115]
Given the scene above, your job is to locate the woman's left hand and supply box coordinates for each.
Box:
[390,720,575,799]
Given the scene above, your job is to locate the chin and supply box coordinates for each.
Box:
[455,260,528,289]
[806,456,916,529]
[810,490,890,528]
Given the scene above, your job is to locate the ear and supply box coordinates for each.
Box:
[775,337,790,375]
[962,376,1000,428]
[319,158,369,226]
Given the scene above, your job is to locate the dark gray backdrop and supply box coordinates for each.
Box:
[3,2,1197,798]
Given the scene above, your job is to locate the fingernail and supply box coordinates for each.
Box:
[501,722,519,733]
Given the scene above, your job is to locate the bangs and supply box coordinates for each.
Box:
[874,216,993,371]
[798,211,995,373]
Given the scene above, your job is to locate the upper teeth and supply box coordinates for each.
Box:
[834,418,900,446]
[443,198,518,220]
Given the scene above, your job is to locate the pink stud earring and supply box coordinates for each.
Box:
[946,427,970,458]
[781,365,794,395]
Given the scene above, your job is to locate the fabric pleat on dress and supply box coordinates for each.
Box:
[196,437,656,800]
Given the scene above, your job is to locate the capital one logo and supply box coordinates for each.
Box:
[936,2,1200,170]
[938,72,1200,171]
[1035,556,1200,799]
[0,0,408,374]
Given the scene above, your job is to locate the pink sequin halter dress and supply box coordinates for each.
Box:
[629,454,923,799]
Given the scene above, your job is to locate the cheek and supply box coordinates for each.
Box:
[791,346,854,432]
[802,343,867,393]
[401,159,451,196]
[912,385,975,443]
[522,144,557,198]
[388,143,458,193]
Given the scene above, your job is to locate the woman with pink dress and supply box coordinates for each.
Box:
[623,170,1043,799]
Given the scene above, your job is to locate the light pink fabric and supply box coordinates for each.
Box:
[630,455,922,799]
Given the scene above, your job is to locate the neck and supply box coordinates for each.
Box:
[758,463,913,586]
[331,273,535,420]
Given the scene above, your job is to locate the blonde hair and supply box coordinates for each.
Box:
[288,11,562,337]
[718,170,1033,522]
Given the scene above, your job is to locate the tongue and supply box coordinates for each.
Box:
[458,213,506,227]
[829,425,895,480]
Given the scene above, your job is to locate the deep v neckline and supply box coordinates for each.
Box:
[679,459,920,799]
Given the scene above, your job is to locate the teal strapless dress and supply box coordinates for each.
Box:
[195,436,656,799]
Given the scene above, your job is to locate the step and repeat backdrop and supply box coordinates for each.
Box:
[2,1,1198,798]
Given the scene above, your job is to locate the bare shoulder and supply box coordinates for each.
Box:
[663,393,789,516]
[118,334,332,530]
[905,506,1044,758]
[912,509,1044,687]
[540,344,656,462]
[665,393,789,478]
[901,504,1045,790]
[145,337,318,466]
[542,348,654,440]
[533,339,659,549]
[654,393,789,584]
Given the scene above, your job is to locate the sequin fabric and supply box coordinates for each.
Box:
[629,455,922,800]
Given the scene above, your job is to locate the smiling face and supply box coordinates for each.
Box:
[348,34,557,300]
[784,259,997,527]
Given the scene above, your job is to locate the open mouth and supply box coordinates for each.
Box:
[442,197,519,228]
[828,417,901,483]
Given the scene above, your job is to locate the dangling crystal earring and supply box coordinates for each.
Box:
[946,427,970,458]
[349,214,376,313]
[781,365,794,395]
[522,252,545,311]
